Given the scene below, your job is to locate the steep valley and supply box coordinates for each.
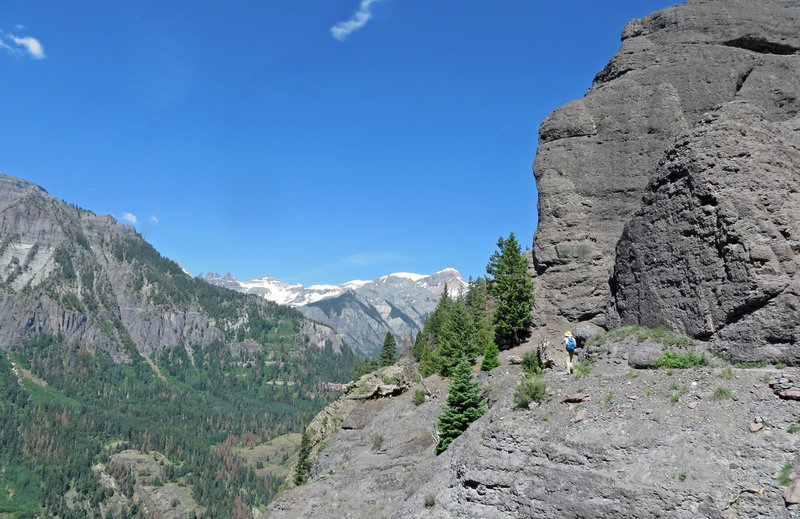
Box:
[0,174,356,517]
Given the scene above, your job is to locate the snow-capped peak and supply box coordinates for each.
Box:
[203,268,467,307]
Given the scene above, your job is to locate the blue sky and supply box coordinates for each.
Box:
[1,0,675,285]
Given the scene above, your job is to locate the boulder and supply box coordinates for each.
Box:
[784,480,800,505]
[627,343,665,369]
[609,102,800,363]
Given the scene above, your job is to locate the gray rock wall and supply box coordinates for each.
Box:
[609,102,799,362]
[531,0,800,339]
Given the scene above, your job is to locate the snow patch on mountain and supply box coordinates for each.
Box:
[202,268,468,353]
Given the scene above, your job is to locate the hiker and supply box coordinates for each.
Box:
[563,331,576,374]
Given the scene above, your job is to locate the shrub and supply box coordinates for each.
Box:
[424,494,436,508]
[719,366,734,380]
[522,351,544,375]
[513,374,547,409]
[412,389,426,406]
[372,434,384,451]
[652,351,708,369]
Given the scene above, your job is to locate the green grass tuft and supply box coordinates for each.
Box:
[652,351,708,369]
[573,358,595,379]
[711,386,732,400]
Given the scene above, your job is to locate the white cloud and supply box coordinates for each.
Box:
[0,29,46,60]
[122,212,138,224]
[150,215,159,224]
[10,35,45,59]
[331,0,385,41]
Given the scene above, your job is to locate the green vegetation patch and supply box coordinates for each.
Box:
[522,351,545,375]
[589,325,695,349]
[573,358,595,379]
[652,351,708,370]
[20,378,82,410]
[778,459,800,486]
[513,374,547,409]
[711,386,733,400]
[734,361,768,369]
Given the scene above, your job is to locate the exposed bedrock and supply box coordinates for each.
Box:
[609,102,800,362]
[531,0,800,337]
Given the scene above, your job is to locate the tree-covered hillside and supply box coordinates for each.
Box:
[0,175,356,517]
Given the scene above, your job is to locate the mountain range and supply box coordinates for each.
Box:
[0,173,355,517]
[203,268,469,355]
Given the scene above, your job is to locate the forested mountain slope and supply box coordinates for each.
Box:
[0,173,355,517]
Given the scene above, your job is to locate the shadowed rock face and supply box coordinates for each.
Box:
[531,0,800,343]
[609,102,800,362]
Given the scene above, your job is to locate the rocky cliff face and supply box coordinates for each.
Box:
[531,0,800,363]
[609,102,800,363]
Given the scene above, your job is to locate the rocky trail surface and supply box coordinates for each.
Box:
[265,333,800,518]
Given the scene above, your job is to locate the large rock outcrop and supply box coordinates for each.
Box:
[531,0,800,358]
[609,102,800,363]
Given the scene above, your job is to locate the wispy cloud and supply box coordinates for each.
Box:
[122,212,138,224]
[150,215,159,224]
[0,29,46,60]
[331,0,385,41]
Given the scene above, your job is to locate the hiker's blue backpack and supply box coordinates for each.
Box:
[566,337,576,351]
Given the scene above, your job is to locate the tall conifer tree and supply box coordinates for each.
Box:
[294,425,312,486]
[486,232,534,350]
[436,359,487,453]
[379,332,398,367]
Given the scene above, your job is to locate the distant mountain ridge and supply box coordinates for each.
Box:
[0,173,356,516]
[203,268,468,354]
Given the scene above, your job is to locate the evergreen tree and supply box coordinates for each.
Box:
[436,360,487,454]
[293,426,312,486]
[416,286,454,375]
[411,332,426,362]
[433,300,479,376]
[464,277,494,358]
[486,232,534,350]
[480,342,500,371]
[379,332,397,367]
